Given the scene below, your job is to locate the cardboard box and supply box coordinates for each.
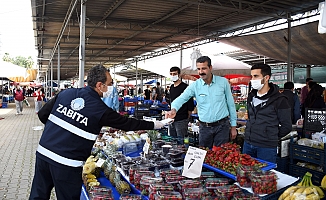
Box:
[278,131,298,157]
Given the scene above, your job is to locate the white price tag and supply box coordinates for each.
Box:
[143,142,150,154]
[143,116,156,122]
[182,146,207,179]
[95,158,105,168]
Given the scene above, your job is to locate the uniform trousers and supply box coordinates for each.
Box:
[29,155,83,200]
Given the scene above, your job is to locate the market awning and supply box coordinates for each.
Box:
[144,80,157,85]
[8,69,38,82]
[182,54,251,76]
[0,60,27,78]
[221,21,326,65]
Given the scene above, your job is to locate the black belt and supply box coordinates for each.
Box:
[199,117,228,127]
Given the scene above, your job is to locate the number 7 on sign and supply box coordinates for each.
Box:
[188,158,195,169]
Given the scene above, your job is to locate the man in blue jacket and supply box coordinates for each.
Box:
[243,64,292,163]
[29,65,164,200]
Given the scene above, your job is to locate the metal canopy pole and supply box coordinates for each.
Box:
[50,61,53,98]
[45,69,48,98]
[287,12,293,82]
[135,59,138,96]
[180,43,183,69]
[306,65,311,78]
[78,0,86,88]
[57,44,60,90]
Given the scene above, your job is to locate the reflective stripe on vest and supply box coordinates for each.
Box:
[37,145,84,167]
[48,114,97,141]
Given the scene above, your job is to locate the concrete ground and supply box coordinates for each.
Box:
[0,97,56,200]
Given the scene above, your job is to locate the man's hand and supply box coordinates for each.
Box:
[154,121,164,129]
[165,108,177,119]
[230,126,237,140]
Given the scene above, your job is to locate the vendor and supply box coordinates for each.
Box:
[165,56,237,148]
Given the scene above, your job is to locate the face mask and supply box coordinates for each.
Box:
[250,78,264,91]
[170,75,179,82]
[101,86,113,98]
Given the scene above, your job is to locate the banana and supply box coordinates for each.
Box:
[298,176,306,186]
[305,193,320,200]
[303,187,316,195]
[283,195,291,200]
[296,187,306,194]
[86,178,98,183]
[291,187,306,200]
[280,186,299,199]
[321,175,326,190]
[311,186,325,199]
[86,174,96,179]
[88,181,100,187]
[83,162,96,174]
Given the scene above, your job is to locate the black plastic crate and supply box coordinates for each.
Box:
[276,156,289,174]
[304,108,326,132]
[289,141,326,172]
[289,163,325,186]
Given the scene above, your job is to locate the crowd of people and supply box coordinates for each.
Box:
[2,57,321,199]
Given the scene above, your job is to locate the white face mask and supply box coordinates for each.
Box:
[170,75,179,82]
[101,86,114,98]
[250,78,264,91]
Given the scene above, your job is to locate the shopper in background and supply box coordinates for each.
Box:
[301,82,326,118]
[243,64,292,163]
[13,84,25,115]
[165,56,237,148]
[144,85,151,100]
[168,66,194,144]
[102,85,119,112]
[164,85,171,104]
[156,82,164,102]
[33,87,45,114]
[151,86,157,100]
[29,65,164,200]
[283,81,300,124]
[300,78,313,105]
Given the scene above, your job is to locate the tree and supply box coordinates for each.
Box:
[2,53,34,69]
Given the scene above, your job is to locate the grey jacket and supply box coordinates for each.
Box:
[245,83,292,148]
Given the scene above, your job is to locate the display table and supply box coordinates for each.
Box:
[81,148,297,200]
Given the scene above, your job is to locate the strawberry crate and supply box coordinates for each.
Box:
[258,178,301,200]
[289,140,326,172]
[289,163,324,186]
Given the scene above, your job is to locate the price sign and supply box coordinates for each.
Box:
[182,146,207,178]
[95,158,105,168]
[143,141,150,155]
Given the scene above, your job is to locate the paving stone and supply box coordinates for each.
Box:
[0,98,57,199]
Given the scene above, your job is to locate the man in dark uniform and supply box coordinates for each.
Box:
[29,65,164,200]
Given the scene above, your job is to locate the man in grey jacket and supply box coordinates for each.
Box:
[243,64,292,163]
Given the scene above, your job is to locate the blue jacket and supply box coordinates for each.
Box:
[36,86,154,167]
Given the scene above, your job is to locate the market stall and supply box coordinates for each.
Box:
[77,125,326,200]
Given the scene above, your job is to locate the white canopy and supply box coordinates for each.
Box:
[0,60,28,78]
[182,54,252,76]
